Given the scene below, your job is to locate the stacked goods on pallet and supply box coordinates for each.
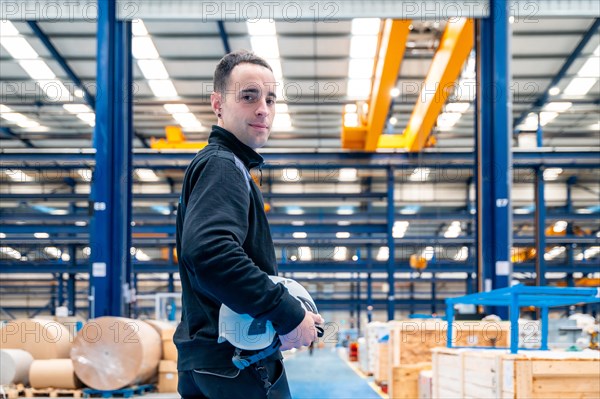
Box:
[372,340,389,385]
[389,362,431,399]
[0,349,33,385]
[432,347,600,398]
[418,369,433,399]
[29,359,82,389]
[387,320,510,398]
[0,319,72,359]
[70,317,161,391]
[362,322,390,375]
[357,337,368,373]
[144,319,178,393]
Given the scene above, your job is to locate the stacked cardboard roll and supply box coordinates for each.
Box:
[0,319,72,359]
[70,317,161,391]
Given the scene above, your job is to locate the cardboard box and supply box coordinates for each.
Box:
[389,362,431,399]
[158,360,178,393]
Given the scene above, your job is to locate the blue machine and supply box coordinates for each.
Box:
[445,285,600,354]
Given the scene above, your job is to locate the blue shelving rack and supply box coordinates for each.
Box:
[445,285,600,353]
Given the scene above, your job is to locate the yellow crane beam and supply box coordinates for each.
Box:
[150,126,207,150]
[341,19,412,151]
[401,18,474,152]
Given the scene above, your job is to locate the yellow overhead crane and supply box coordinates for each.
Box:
[342,18,474,152]
[151,126,207,150]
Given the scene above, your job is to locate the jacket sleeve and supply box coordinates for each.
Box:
[179,155,305,335]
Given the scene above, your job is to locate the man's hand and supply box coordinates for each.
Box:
[279,311,324,351]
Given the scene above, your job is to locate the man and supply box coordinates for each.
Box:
[175,50,323,399]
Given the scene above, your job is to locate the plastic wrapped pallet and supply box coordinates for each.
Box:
[418,369,432,399]
[0,349,34,385]
[363,322,390,375]
[70,317,161,391]
[357,337,368,373]
[0,319,72,359]
[373,341,389,384]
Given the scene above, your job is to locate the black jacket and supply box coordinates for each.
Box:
[174,126,305,370]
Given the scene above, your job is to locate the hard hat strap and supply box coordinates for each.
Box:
[231,337,281,370]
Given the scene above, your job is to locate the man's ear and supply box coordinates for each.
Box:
[210,92,222,116]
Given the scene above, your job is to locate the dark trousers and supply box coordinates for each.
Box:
[178,358,291,399]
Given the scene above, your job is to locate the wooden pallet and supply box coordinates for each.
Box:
[82,384,155,398]
[2,383,26,399]
[24,387,83,398]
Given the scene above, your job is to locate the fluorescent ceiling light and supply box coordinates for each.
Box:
[137,59,169,80]
[148,80,178,98]
[445,102,470,113]
[34,232,49,239]
[539,111,558,126]
[136,168,159,182]
[135,249,151,261]
[132,36,159,59]
[61,253,70,261]
[337,221,351,226]
[348,59,374,79]
[273,113,292,131]
[390,88,400,97]
[4,169,33,182]
[77,169,92,182]
[172,112,198,125]
[333,247,347,261]
[336,232,351,239]
[0,36,38,59]
[563,77,597,96]
[350,36,378,58]
[0,247,21,260]
[293,232,307,239]
[164,103,190,114]
[553,220,568,233]
[347,79,372,99]
[63,104,92,114]
[351,18,380,35]
[77,113,95,125]
[18,60,55,80]
[298,246,312,261]
[389,116,398,125]
[543,102,572,112]
[291,221,305,226]
[437,112,462,129]
[343,112,359,127]
[0,233,6,239]
[74,88,85,98]
[543,167,563,181]
[132,19,149,36]
[376,246,389,261]
[282,168,300,182]
[247,20,276,36]
[590,122,600,131]
[339,168,357,182]
[422,246,435,261]
[337,207,354,215]
[548,86,561,96]
[454,246,469,261]
[250,36,280,58]
[16,120,40,128]
[578,57,600,78]
[50,209,68,215]
[1,111,28,123]
[37,80,72,102]
[0,21,20,36]
[400,205,420,215]
[287,207,304,215]
[544,246,565,261]
[409,168,430,182]
[344,104,357,113]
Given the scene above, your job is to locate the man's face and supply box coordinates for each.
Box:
[212,63,277,149]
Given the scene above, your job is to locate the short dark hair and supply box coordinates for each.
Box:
[213,50,273,94]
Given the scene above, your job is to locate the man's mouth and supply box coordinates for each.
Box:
[249,123,268,129]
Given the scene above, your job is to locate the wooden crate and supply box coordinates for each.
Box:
[432,347,600,399]
[389,362,431,399]
[502,352,600,398]
[373,342,389,384]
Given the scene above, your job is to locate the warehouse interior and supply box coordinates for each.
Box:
[1,1,599,398]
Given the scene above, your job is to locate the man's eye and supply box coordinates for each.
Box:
[267,99,275,105]
[242,95,255,102]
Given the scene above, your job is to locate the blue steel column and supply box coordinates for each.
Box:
[476,0,513,318]
[386,166,395,321]
[566,177,576,287]
[535,167,546,286]
[90,0,133,317]
[366,244,373,323]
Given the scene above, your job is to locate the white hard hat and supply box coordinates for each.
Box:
[218,275,319,351]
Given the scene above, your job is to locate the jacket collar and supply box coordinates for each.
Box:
[208,125,264,170]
